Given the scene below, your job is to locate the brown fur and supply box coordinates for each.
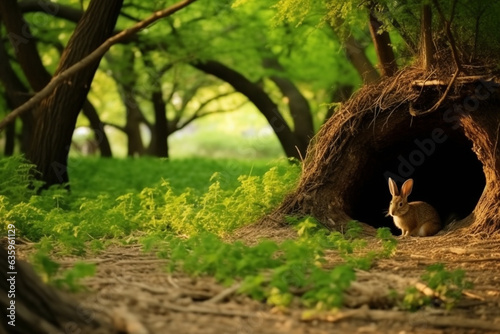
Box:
[388,178,441,237]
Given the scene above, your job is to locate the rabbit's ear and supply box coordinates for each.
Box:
[401,179,414,198]
[388,177,399,196]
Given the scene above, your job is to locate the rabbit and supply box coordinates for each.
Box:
[387,178,441,237]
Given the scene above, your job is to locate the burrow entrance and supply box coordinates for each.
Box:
[349,123,485,235]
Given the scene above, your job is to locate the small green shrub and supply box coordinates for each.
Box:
[402,263,473,311]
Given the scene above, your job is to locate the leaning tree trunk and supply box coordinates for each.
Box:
[192,60,303,159]
[368,7,397,77]
[26,0,123,187]
[272,67,500,236]
[263,57,315,156]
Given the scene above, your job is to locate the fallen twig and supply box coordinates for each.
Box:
[319,308,499,331]
[204,282,242,304]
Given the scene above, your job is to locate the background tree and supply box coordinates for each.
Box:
[1,0,367,163]
[25,0,124,187]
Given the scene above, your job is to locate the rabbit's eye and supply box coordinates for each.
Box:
[399,202,403,207]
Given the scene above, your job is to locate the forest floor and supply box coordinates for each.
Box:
[33,230,500,334]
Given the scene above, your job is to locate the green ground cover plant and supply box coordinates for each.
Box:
[0,155,299,250]
[402,263,473,311]
[0,155,471,311]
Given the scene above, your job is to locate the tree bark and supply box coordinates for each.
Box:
[141,50,170,158]
[0,0,53,91]
[192,60,301,159]
[26,0,123,187]
[368,7,398,77]
[0,27,34,153]
[420,4,435,70]
[82,100,112,157]
[149,89,169,157]
[122,85,146,157]
[263,57,314,156]
[18,0,83,23]
[4,122,15,155]
[343,34,381,84]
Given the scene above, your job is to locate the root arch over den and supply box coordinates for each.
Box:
[271,69,500,236]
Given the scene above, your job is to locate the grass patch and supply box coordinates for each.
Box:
[0,155,300,252]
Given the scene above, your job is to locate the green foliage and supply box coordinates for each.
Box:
[0,155,43,203]
[1,156,469,314]
[376,227,398,257]
[31,251,95,292]
[421,263,473,309]
[157,219,397,311]
[402,263,473,311]
[0,155,299,252]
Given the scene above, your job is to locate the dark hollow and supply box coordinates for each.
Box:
[349,126,485,235]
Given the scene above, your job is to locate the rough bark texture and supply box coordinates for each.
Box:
[26,0,123,187]
[271,67,500,236]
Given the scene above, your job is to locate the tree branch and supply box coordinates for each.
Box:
[0,0,197,132]
[177,100,248,131]
[431,0,463,72]
[102,122,126,133]
[173,91,239,131]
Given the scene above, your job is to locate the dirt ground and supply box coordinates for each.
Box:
[26,231,500,334]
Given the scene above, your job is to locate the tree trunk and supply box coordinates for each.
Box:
[421,4,435,70]
[0,17,35,153]
[368,8,398,77]
[0,0,52,91]
[263,57,314,156]
[149,89,169,157]
[26,0,123,187]
[0,247,109,333]
[82,100,112,157]
[343,34,381,84]
[192,60,301,159]
[119,83,146,157]
[4,121,15,155]
[271,71,499,236]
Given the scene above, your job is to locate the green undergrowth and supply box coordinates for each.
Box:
[143,218,398,311]
[0,155,472,311]
[0,155,300,254]
[402,263,473,311]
